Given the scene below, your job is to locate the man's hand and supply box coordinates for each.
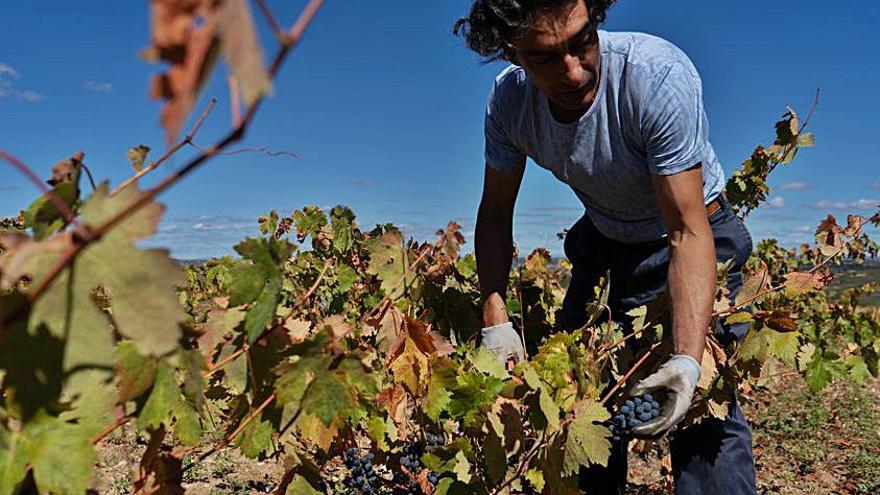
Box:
[630,354,701,439]
[480,322,526,365]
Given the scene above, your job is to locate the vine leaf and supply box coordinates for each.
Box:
[229,236,294,341]
[147,0,221,142]
[234,417,274,458]
[134,426,184,495]
[0,411,98,495]
[390,336,430,395]
[366,229,419,300]
[24,181,79,240]
[116,340,159,403]
[126,145,151,171]
[217,0,272,107]
[286,476,323,495]
[561,400,611,476]
[138,362,183,431]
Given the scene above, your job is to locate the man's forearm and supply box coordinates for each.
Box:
[475,204,514,326]
[667,227,716,362]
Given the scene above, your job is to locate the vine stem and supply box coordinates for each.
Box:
[713,249,840,318]
[0,151,81,227]
[253,0,286,42]
[516,264,528,359]
[90,414,135,445]
[738,89,820,219]
[600,341,663,406]
[1,0,325,330]
[111,98,217,196]
[597,323,650,359]
[182,392,276,472]
[489,431,546,495]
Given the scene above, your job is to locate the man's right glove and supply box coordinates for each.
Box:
[480,322,526,365]
[629,354,701,439]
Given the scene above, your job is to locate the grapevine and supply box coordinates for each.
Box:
[0,2,878,494]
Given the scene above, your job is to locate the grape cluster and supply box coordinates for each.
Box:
[608,393,662,442]
[399,433,445,494]
[344,448,378,493]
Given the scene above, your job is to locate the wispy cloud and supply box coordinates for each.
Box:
[779,181,810,191]
[0,62,17,78]
[83,80,113,93]
[0,61,45,102]
[17,90,45,102]
[353,179,376,188]
[812,198,879,210]
[765,197,785,209]
[872,181,880,190]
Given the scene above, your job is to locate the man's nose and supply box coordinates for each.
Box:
[562,53,587,86]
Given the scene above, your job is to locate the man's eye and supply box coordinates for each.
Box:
[531,56,552,65]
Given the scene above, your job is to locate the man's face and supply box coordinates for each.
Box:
[513,1,600,120]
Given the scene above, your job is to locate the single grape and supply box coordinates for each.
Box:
[639,412,651,421]
[643,393,654,402]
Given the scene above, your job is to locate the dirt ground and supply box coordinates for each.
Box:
[90,372,880,494]
[625,376,880,495]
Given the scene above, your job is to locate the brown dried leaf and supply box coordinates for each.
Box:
[217,0,272,107]
[376,385,411,440]
[148,0,221,143]
[47,151,84,186]
[762,310,799,333]
[783,271,828,297]
[844,214,864,237]
[386,317,453,364]
[134,426,184,495]
[815,214,844,257]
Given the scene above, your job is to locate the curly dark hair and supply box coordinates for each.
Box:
[453,0,617,62]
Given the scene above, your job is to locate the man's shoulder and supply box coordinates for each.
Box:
[602,30,698,79]
[491,64,528,99]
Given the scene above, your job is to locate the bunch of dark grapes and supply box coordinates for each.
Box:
[344,448,378,493]
[399,433,445,494]
[607,393,662,442]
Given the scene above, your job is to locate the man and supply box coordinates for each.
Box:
[454,1,756,494]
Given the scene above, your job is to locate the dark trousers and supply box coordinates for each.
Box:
[557,195,757,495]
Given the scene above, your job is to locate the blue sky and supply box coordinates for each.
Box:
[1,0,878,259]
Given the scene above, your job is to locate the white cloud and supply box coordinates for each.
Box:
[791,225,812,233]
[872,181,880,190]
[766,197,785,209]
[17,90,45,102]
[812,198,879,211]
[83,81,113,93]
[353,179,376,187]
[779,181,810,191]
[0,62,18,77]
[0,62,43,102]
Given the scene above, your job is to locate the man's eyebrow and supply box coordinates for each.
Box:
[523,21,594,57]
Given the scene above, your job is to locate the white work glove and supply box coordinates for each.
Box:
[480,322,526,365]
[629,354,701,439]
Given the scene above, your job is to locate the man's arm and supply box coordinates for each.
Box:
[475,164,525,327]
[650,165,715,362]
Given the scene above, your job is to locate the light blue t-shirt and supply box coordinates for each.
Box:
[485,30,725,243]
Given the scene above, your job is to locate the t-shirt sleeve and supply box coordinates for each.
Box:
[484,79,527,173]
[640,62,710,176]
